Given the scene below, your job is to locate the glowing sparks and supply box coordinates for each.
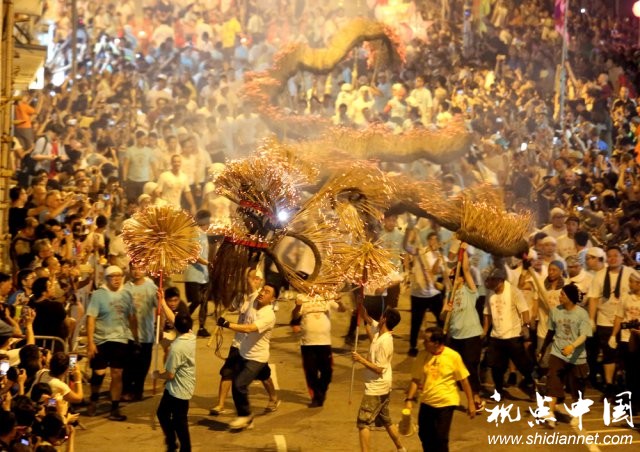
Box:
[122,205,201,276]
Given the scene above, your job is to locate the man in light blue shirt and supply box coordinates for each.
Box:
[155,312,196,451]
[87,265,138,421]
[185,210,211,337]
[122,263,158,401]
[123,130,157,202]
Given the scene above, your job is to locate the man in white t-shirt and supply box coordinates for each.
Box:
[216,282,278,430]
[587,246,631,399]
[291,294,346,407]
[35,351,83,422]
[483,267,534,399]
[352,307,406,452]
[209,269,279,415]
[156,154,196,215]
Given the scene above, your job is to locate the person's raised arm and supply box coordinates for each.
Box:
[461,246,476,292]
[64,367,84,403]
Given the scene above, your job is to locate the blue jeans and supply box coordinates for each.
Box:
[232,358,267,416]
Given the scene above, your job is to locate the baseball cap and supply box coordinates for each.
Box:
[105,265,124,277]
[586,247,606,259]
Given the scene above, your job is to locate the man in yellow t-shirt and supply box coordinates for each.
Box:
[404,327,475,451]
[221,12,242,60]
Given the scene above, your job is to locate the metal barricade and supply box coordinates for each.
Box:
[33,335,68,354]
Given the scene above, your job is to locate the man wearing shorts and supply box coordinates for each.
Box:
[87,265,138,421]
[539,283,592,428]
[352,307,406,452]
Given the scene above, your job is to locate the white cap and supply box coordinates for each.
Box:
[105,265,124,276]
[586,247,606,259]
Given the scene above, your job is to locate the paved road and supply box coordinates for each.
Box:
[74,292,640,451]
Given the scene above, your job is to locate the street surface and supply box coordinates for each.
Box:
[74,291,640,451]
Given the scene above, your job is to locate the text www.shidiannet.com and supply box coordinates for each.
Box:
[487,432,634,446]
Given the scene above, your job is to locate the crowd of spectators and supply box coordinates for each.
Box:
[3,0,640,447]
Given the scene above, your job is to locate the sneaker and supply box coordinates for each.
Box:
[229,416,254,430]
[197,328,211,338]
[408,348,418,357]
[86,401,97,417]
[546,418,557,429]
[264,399,281,413]
[209,406,231,416]
[108,410,127,422]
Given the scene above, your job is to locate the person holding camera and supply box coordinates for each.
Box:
[30,124,69,179]
[31,352,83,425]
[36,412,76,451]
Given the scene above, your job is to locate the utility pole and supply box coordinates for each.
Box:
[71,0,77,79]
[559,0,570,135]
[0,0,15,272]
[462,0,472,59]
